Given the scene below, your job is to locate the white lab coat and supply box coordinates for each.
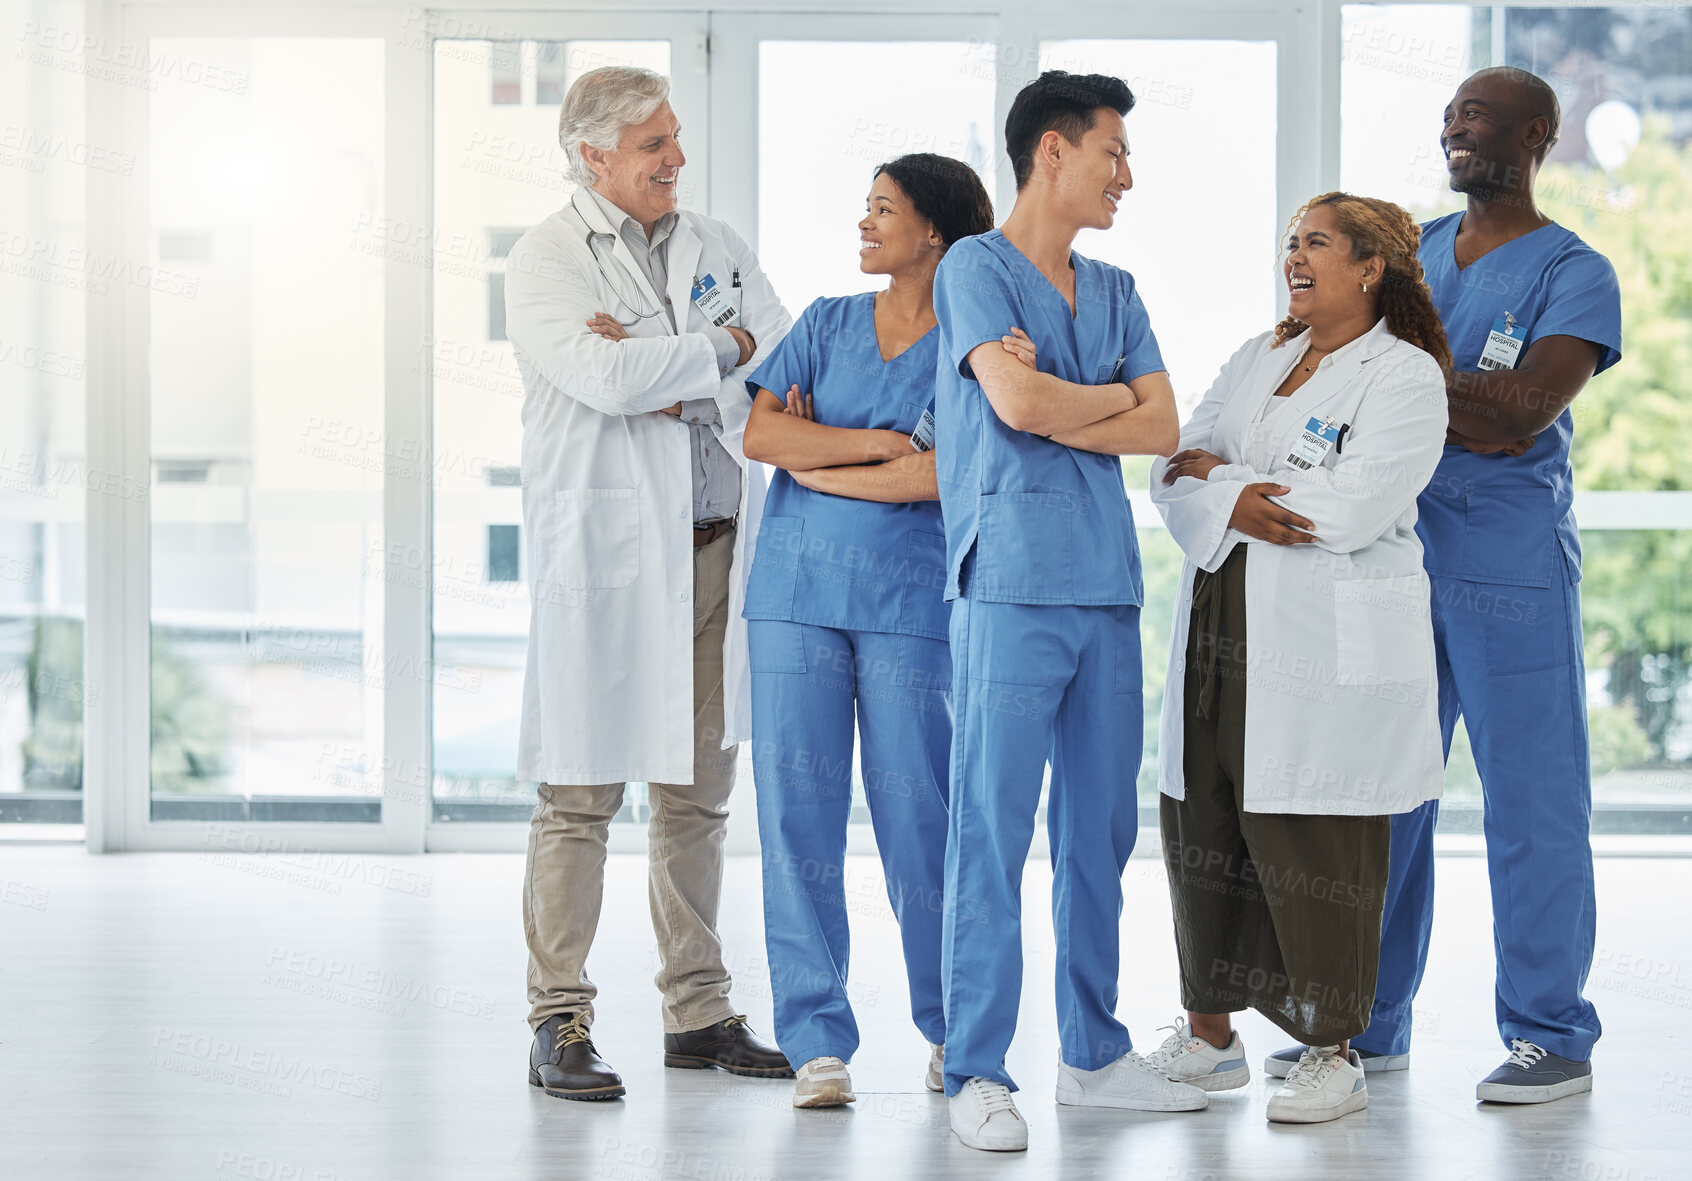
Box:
[1149,318,1447,815]
[505,189,792,786]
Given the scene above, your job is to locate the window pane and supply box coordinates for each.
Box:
[0,1,88,828]
[758,41,998,311]
[1342,5,1692,495]
[432,39,670,822]
[148,39,385,821]
[1038,40,1279,446]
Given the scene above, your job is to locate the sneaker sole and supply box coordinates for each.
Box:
[1476,1074,1593,1104]
[1266,1088,1368,1124]
[1181,1063,1252,1092]
[664,1053,795,1078]
[1055,1083,1209,1111]
[1265,1053,1408,1080]
[925,1074,944,1093]
[794,1082,856,1108]
[528,1068,625,1101]
[951,1129,1028,1152]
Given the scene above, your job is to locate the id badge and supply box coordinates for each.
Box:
[910,408,936,452]
[690,272,738,329]
[1287,416,1342,471]
[1478,314,1524,371]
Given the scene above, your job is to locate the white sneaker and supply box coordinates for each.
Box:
[949,1077,1027,1152]
[1145,1020,1251,1092]
[925,1043,944,1093]
[793,1056,855,1109]
[1265,1046,1368,1124]
[1055,1051,1209,1111]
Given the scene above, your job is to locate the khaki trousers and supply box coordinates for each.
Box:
[523,526,740,1034]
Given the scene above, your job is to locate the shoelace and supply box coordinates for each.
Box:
[723,1014,750,1030]
[1504,1039,1548,1070]
[966,1077,1017,1117]
[1145,1019,1197,1068]
[1283,1046,1345,1090]
[554,1012,594,1052]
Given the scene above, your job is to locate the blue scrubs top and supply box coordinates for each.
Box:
[933,230,1164,606]
[742,292,949,641]
[1415,213,1622,586]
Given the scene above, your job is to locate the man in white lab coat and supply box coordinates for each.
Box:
[505,66,794,1100]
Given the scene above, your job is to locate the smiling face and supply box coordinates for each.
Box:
[1050,107,1133,231]
[581,102,685,229]
[1283,203,1383,329]
[858,174,942,276]
[1440,74,1547,196]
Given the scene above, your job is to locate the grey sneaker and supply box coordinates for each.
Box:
[1265,1044,1409,1078]
[1475,1039,1592,1104]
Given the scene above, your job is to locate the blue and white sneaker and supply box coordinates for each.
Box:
[1266,1046,1368,1124]
[1265,1043,1408,1078]
[1145,1019,1251,1091]
[1475,1039,1593,1104]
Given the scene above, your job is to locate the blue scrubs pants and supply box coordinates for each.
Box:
[749,620,952,1068]
[940,597,1143,1096]
[1358,565,1601,1061]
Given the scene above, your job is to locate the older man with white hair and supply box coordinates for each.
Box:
[507,65,793,1100]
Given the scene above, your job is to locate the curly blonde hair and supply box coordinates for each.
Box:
[1273,191,1452,371]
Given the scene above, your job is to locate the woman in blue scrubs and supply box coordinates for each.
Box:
[741,153,993,1109]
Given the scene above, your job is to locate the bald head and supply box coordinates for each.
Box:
[1467,67,1560,159]
[1441,68,1562,198]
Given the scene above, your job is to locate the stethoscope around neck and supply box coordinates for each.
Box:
[574,189,666,327]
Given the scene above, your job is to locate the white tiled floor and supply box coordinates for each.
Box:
[1,845,1687,1180]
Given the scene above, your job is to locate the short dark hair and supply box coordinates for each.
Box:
[872,153,995,248]
[1005,70,1136,191]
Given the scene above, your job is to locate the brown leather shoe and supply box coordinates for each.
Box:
[530,1012,625,1100]
[664,1015,794,1078]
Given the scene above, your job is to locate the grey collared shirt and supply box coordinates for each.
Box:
[584,187,741,524]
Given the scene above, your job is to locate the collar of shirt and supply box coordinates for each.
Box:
[583,186,677,258]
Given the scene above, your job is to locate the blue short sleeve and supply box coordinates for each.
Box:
[1120,282,1166,382]
[935,239,1019,380]
[1533,249,1623,375]
[747,299,819,401]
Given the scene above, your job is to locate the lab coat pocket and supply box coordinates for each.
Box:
[971,492,1075,602]
[1460,488,1555,587]
[897,531,950,638]
[550,489,640,589]
[1332,572,1434,686]
[744,515,803,619]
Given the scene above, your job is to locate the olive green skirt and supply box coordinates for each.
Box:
[1159,546,1390,1045]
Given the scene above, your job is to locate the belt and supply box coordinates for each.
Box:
[693,517,737,548]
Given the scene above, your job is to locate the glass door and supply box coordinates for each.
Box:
[427,14,709,842]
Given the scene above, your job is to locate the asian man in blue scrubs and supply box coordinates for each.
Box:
[1264,67,1622,1105]
[932,71,1196,1153]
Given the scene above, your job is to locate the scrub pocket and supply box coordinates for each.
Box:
[748,618,809,675]
[548,488,639,589]
[970,492,1075,602]
[744,515,803,618]
[1460,488,1555,587]
[1480,578,1572,677]
[897,531,950,638]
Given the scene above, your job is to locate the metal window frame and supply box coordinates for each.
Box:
[71,0,1691,854]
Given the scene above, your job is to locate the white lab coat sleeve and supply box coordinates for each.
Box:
[504,232,721,417]
[1204,352,1447,555]
[709,224,793,465]
[1149,337,1259,572]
